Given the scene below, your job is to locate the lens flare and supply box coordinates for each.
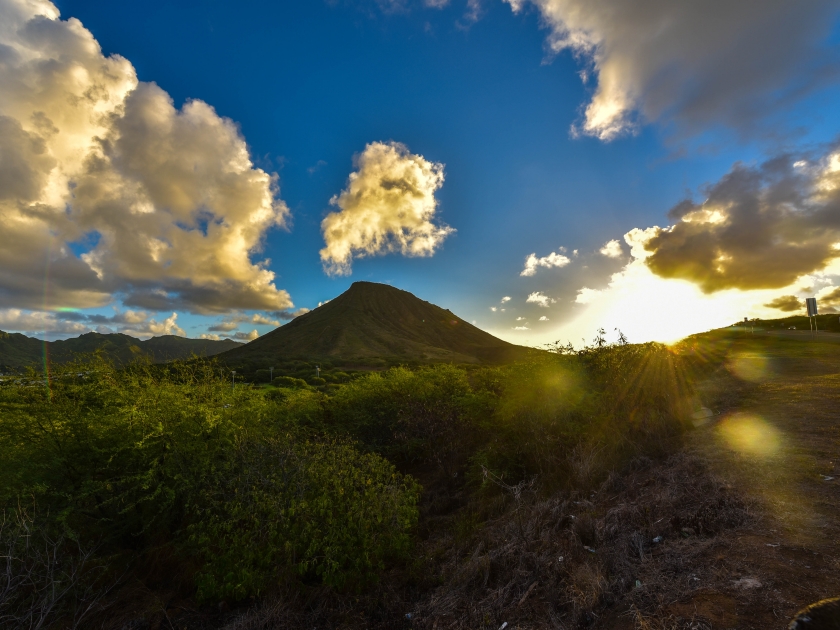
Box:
[716,413,781,457]
[727,353,772,382]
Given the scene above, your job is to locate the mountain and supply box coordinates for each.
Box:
[219,281,533,366]
[0,330,241,370]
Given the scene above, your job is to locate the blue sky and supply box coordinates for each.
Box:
[3,0,840,345]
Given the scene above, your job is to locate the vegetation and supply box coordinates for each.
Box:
[0,333,697,628]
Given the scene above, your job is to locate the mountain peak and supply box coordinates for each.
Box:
[220,284,531,365]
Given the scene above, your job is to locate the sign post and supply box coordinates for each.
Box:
[806,298,818,335]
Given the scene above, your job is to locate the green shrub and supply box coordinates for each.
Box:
[272,375,309,389]
[189,436,420,600]
[307,376,327,387]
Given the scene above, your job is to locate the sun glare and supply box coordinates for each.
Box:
[716,413,781,458]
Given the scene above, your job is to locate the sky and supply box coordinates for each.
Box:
[2,0,840,347]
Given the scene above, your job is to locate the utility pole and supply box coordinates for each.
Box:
[231,370,236,390]
[269,366,274,382]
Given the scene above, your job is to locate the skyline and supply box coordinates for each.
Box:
[2,0,840,347]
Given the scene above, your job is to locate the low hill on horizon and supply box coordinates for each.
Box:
[219,281,533,367]
[0,330,241,370]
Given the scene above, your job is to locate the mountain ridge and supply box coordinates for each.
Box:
[0,330,241,369]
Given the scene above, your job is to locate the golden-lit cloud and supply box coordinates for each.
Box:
[764,295,801,312]
[526,291,555,307]
[320,141,454,276]
[638,153,840,293]
[520,248,571,276]
[504,0,839,140]
[0,306,184,338]
[0,309,88,335]
[574,287,602,304]
[599,239,623,258]
[0,0,293,314]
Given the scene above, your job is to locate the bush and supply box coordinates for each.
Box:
[272,376,309,389]
[307,376,326,387]
[189,436,420,600]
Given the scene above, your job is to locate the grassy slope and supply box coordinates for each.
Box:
[0,331,241,368]
[221,281,534,365]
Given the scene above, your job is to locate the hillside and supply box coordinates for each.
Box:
[220,281,533,366]
[0,330,241,369]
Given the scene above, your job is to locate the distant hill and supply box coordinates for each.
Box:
[219,281,534,367]
[0,331,241,369]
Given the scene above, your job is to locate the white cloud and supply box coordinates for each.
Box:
[539,315,549,321]
[516,316,526,321]
[575,287,602,304]
[501,296,511,303]
[424,0,449,7]
[599,239,623,258]
[526,291,556,307]
[200,333,221,341]
[121,313,185,338]
[0,309,88,335]
[521,250,571,276]
[0,0,293,314]
[505,0,839,140]
[234,329,259,341]
[251,313,280,326]
[320,141,454,276]
[513,325,529,330]
[490,306,498,312]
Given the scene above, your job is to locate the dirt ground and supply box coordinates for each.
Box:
[596,331,840,630]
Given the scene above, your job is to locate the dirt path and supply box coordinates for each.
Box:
[646,332,840,629]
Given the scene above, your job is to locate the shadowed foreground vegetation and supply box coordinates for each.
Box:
[0,335,702,629]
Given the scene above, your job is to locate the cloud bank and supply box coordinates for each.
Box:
[505,0,840,140]
[320,141,454,276]
[635,150,840,293]
[0,0,293,314]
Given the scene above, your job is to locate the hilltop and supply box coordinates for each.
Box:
[0,330,240,369]
[220,281,532,367]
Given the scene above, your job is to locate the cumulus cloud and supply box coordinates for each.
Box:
[633,151,840,293]
[234,329,259,341]
[539,315,549,321]
[320,141,454,276]
[0,0,293,313]
[599,239,623,258]
[520,249,571,276]
[764,295,802,312]
[0,309,88,335]
[526,291,555,307]
[816,286,840,310]
[121,313,185,338]
[504,0,840,140]
[0,306,184,338]
[501,296,511,303]
[200,333,221,341]
[575,287,602,304]
[513,325,529,330]
[490,306,498,312]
